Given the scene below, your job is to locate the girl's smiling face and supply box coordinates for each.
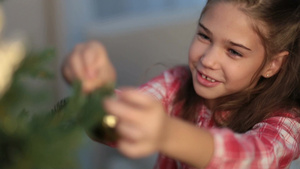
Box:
[189,2,266,108]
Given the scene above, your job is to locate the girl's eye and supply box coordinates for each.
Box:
[197,33,210,41]
[228,49,243,57]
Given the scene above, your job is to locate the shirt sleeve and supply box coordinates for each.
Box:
[206,115,300,169]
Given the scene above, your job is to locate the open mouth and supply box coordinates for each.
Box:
[199,71,218,83]
[196,71,220,87]
[200,74,216,82]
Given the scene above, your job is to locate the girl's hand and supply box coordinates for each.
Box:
[62,41,116,93]
[104,89,168,158]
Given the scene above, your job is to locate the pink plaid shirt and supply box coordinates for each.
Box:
[139,66,300,169]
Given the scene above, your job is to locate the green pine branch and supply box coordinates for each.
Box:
[0,49,117,169]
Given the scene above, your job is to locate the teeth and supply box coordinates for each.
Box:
[207,77,216,82]
[201,74,216,82]
[206,77,212,81]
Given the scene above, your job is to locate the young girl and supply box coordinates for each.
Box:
[62,0,300,168]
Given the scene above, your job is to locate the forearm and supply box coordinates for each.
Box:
[160,116,214,168]
[162,116,299,169]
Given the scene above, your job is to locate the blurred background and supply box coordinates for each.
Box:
[2,0,300,168]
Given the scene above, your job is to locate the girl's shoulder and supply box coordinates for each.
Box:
[138,65,191,102]
[142,65,190,86]
[139,65,190,95]
[166,65,190,75]
[270,108,300,122]
[162,65,190,81]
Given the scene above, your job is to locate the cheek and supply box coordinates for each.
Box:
[225,64,259,89]
[188,40,201,63]
[188,46,195,67]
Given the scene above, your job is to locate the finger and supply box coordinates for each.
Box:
[62,66,74,84]
[96,61,116,87]
[103,98,145,140]
[117,121,143,141]
[88,40,108,59]
[104,98,143,123]
[91,44,114,82]
[62,44,83,82]
[82,81,100,93]
[66,43,87,81]
[117,139,154,159]
[118,89,156,109]
[81,45,99,79]
[69,52,86,82]
[118,140,140,158]
[83,41,108,67]
[82,42,115,89]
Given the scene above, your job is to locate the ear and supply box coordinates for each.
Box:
[262,51,289,78]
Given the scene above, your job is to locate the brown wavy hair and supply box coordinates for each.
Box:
[175,0,300,133]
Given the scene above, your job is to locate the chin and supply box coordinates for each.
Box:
[193,84,217,100]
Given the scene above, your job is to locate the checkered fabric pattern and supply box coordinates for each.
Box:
[139,66,300,169]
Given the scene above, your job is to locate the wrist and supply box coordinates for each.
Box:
[159,116,177,153]
[159,116,214,168]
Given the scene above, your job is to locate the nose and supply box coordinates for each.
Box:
[200,45,221,70]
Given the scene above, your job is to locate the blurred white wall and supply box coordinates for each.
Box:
[2,0,47,48]
[1,0,58,113]
[86,8,202,86]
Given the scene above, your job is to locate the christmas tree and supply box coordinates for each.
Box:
[0,2,117,169]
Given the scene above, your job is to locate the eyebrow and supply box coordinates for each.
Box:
[199,22,252,51]
[199,23,212,35]
[229,41,252,51]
